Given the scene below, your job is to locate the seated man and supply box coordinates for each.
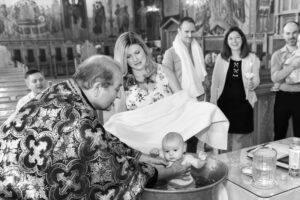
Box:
[0,55,188,200]
[16,69,47,111]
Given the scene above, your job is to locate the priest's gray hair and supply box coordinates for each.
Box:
[73,55,121,89]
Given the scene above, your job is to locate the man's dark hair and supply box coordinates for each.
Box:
[220,26,250,61]
[25,69,42,79]
[179,17,195,27]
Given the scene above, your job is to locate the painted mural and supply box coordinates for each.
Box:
[0,0,255,41]
[0,0,64,39]
[0,0,163,42]
[181,0,250,36]
[133,0,163,40]
[62,0,88,40]
[256,0,274,33]
[86,0,134,40]
[85,0,162,40]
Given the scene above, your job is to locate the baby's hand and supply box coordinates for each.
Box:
[198,151,207,160]
[149,148,160,158]
[194,159,206,169]
[182,154,206,169]
[181,154,194,166]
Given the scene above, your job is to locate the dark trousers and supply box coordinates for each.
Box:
[274,91,300,140]
[186,136,198,153]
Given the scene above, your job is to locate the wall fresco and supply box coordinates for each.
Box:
[181,0,250,36]
[0,0,64,39]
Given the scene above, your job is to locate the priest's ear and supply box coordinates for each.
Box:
[93,81,106,95]
[183,142,187,152]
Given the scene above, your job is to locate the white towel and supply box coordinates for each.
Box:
[173,35,207,98]
[104,91,229,154]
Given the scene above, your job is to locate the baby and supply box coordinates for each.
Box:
[161,132,206,190]
[272,49,300,91]
[284,49,300,84]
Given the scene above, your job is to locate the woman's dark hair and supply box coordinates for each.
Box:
[220,26,250,61]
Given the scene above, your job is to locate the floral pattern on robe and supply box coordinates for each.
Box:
[0,79,155,200]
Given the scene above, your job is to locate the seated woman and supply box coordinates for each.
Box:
[104,32,180,114]
[104,32,229,154]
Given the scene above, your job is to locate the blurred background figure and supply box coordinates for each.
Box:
[156,54,163,64]
[204,52,215,102]
[137,0,148,36]
[204,53,214,69]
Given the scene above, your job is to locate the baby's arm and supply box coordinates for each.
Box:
[181,154,206,169]
[284,50,300,65]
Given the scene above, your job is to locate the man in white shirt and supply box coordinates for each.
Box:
[16,69,47,111]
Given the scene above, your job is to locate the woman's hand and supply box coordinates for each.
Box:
[248,78,255,91]
[245,72,255,91]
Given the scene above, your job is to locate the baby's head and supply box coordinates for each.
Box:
[162,132,186,162]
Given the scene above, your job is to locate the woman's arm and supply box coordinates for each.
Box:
[161,64,182,93]
[252,54,260,89]
[210,55,221,104]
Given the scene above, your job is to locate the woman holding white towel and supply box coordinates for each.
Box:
[210,26,260,151]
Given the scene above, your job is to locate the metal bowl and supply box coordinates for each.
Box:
[140,157,228,200]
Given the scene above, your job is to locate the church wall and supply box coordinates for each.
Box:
[0,0,293,78]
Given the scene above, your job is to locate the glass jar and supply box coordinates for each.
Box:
[252,147,277,189]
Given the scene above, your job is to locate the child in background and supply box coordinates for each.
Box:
[16,69,47,111]
[161,132,206,190]
[156,54,163,64]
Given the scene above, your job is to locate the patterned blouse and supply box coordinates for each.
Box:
[125,64,172,110]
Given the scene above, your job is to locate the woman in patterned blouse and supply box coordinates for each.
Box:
[104,31,181,118]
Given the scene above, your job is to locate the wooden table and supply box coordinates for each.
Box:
[215,137,300,200]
